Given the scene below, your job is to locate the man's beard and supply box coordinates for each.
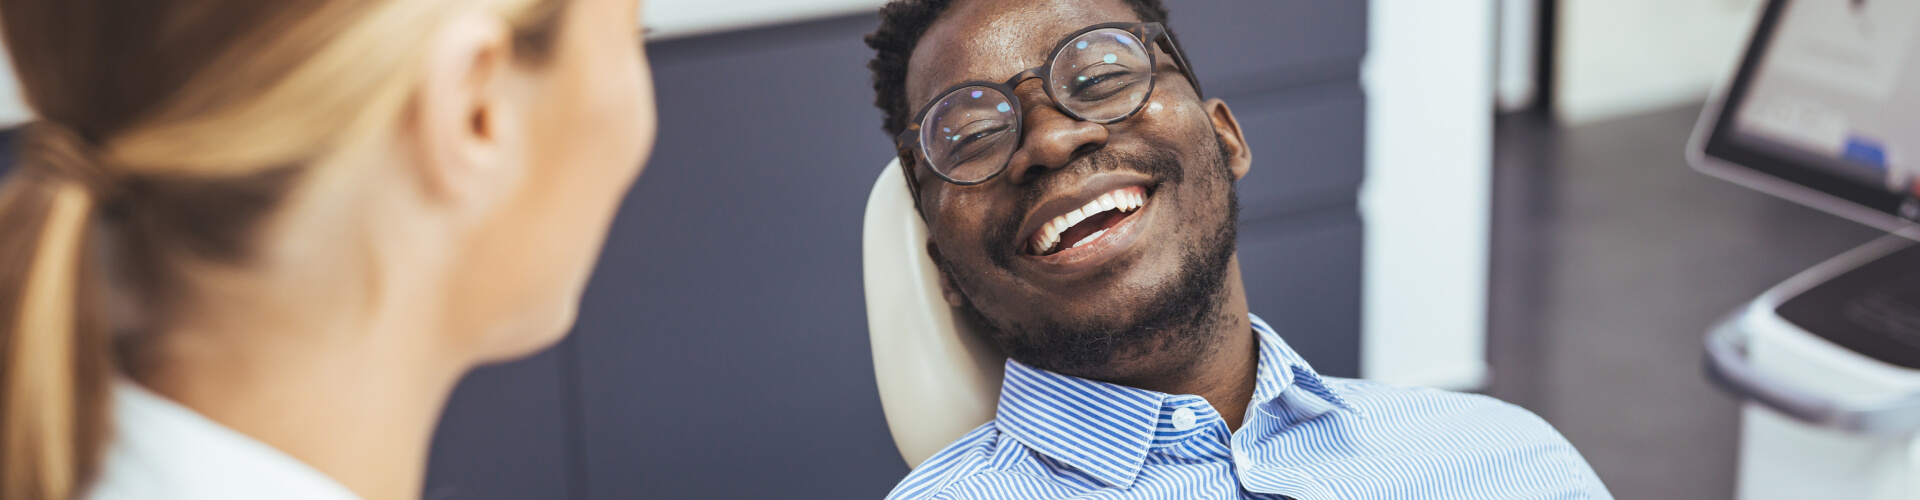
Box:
[950,139,1239,380]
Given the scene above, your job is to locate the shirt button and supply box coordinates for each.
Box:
[1171,407,1197,431]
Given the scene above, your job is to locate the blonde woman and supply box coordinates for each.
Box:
[0,0,657,498]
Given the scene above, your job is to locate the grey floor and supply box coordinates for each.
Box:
[1482,104,1888,499]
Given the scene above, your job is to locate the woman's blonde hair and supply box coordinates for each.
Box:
[0,0,570,498]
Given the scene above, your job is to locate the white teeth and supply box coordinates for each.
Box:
[1073,229,1109,249]
[1030,187,1150,255]
[1032,221,1056,254]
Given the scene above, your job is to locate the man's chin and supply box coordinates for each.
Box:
[962,280,1227,380]
[994,327,1205,381]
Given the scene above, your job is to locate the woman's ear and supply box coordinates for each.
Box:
[1202,99,1252,180]
[407,9,520,211]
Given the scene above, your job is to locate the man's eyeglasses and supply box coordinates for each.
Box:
[894,22,1202,187]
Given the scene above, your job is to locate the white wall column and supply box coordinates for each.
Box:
[1360,0,1497,390]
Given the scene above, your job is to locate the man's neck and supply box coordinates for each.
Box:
[1102,264,1259,431]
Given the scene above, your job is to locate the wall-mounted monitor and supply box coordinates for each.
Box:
[1690,0,1920,234]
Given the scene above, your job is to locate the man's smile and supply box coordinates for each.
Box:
[1028,185,1147,255]
[1015,173,1159,273]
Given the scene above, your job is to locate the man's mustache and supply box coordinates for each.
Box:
[1029,147,1185,197]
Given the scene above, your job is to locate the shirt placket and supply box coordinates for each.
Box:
[1231,396,1340,500]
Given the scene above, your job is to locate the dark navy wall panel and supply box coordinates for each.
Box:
[572,15,906,500]
[1229,81,1366,222]
[1237,209,1365,378]
[425,348,575,500]
[1166,0,1368,97]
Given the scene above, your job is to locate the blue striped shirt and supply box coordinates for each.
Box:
[885,314,1612,499]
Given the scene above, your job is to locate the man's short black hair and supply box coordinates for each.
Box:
[864,0,1174,137]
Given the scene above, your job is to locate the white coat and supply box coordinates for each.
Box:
[86,380,361,500]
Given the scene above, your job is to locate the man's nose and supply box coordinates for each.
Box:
[1004,84,1108,185]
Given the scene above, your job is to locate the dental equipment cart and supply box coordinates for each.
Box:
[1706,235,1920,499]
[1686,0,1920,497]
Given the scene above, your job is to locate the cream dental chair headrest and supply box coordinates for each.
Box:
[862,158,1007,469]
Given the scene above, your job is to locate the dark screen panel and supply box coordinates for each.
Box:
[1699,0,1915,223]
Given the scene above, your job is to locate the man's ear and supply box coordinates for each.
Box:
[925,239,967,307]
[1202,98,1253,180]
[408,10,518,210]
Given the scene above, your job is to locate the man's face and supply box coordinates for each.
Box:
[905,0,1252,380]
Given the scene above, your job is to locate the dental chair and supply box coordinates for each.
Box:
[861,159,1006,468]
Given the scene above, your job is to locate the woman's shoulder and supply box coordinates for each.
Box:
[87,380,363,500]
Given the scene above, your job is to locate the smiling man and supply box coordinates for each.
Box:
[865,0,1611,499]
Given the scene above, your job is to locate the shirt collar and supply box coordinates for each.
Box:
[1247,314,1361,425]
[994,313,1357,489]
[87,379,362,500]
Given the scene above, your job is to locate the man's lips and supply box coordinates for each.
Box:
[1028,185,1147,255]
[1024,197,1152,274]
[1016,173,1157,256]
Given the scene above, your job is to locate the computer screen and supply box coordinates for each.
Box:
[1692,0,1920,232]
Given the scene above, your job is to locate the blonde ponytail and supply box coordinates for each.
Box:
[0,124,116,500]
[0,0,570,497]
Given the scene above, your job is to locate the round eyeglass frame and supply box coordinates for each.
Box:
[893,22,1203,187]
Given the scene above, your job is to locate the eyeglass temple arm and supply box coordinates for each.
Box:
[891,140,930,216]
[1146,26,1204,97]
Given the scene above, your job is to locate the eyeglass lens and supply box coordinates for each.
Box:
[918,28,1156,183]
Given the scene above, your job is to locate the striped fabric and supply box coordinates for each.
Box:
[885,314,1612,500]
